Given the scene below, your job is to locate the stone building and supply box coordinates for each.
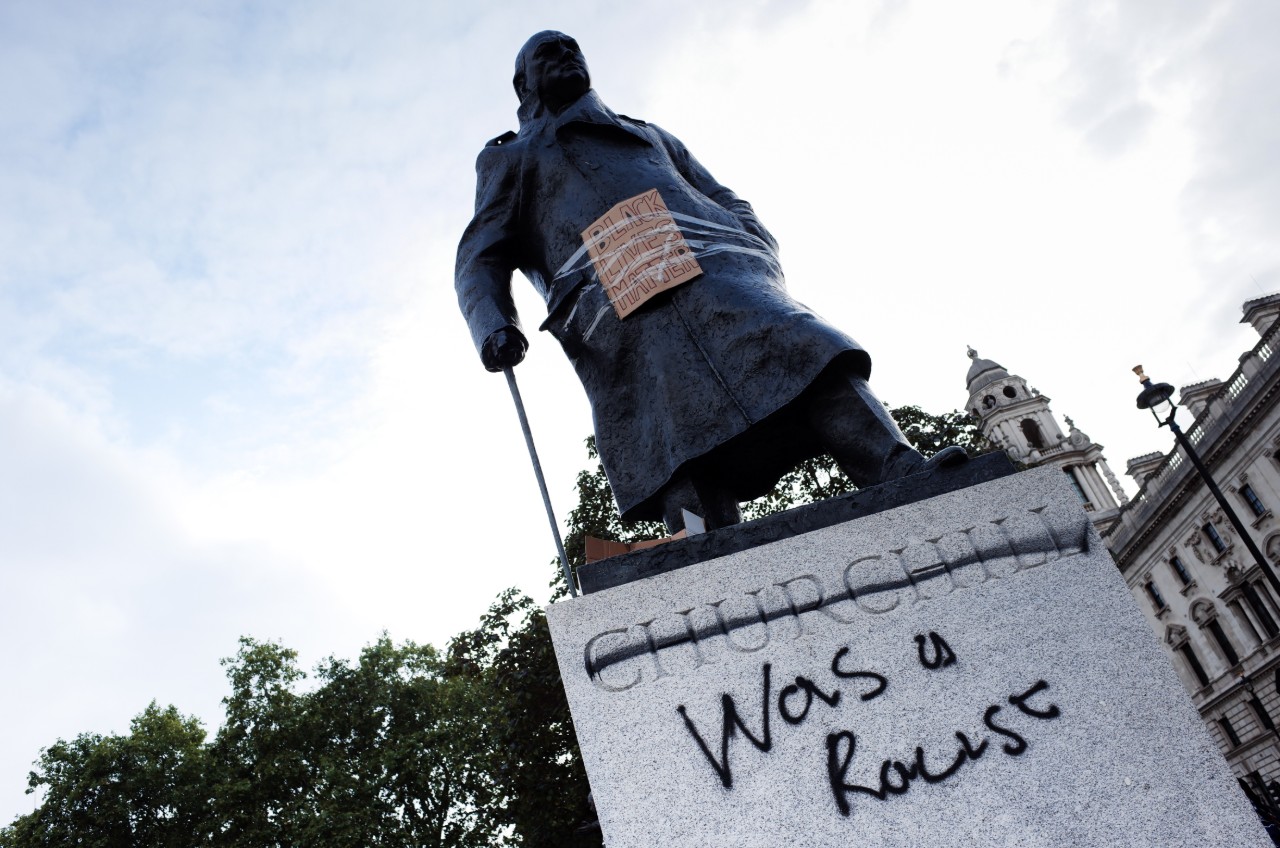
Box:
[1105,293,1280,811]
[963,346,1128,533]
[969,294,1280,813]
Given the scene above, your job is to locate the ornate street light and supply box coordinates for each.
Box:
[1133,365,1280,599]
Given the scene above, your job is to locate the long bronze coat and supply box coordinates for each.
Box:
[456,91,869,521]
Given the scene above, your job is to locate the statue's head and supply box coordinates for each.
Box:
[513,31,591,114]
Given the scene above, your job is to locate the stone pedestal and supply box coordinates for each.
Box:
[546,467,1268,847]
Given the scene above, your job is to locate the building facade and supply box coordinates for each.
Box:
[1104,294,1280,811]
[971,295,1280,815]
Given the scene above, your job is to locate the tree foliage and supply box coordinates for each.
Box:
[2,704,210,848]
[446,592,598,847]
[2,639,501,848]
[890,405,998,462]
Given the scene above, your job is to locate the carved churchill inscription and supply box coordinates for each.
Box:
[582,503,1089,693]
[674,633,1062,816]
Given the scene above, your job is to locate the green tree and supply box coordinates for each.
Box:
[207,637,310,847]
[890,404,998,461]
[296,637,500,847]
[3,639,503,848]
[2,704,211,848]
[446,591,597,848]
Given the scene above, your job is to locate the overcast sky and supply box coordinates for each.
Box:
[2,0,1277,823]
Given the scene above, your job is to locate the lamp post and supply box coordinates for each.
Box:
[1133,365,1280,599]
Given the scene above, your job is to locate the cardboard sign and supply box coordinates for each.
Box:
[582,188,703,319]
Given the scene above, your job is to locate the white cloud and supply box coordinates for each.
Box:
[0,378,343,819]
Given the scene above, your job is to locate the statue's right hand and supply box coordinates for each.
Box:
[481,327,528,372]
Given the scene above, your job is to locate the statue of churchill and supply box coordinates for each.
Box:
[456,31,963,534]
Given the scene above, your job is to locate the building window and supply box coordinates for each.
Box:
[1250,696,1277,733]
[1179,644,1211,686]
[1241,485,1267,518]
[1207,619,1241,666]
[1221,716,1242,747]
[1241,774,1280,817]
[1247,771,1276,815]
[1145,581,1167,610]
[1203,523,1228,553]
[1245,582,1280,639]
[1065,468,1088,504]
[1232,600,1263,644]
[1020,419,1045,450]
[1170,556,1192,586]
[1003,386,1017,399]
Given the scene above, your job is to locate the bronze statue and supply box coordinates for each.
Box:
[457,31,963,533]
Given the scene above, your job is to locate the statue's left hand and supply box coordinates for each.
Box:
[481,326,528,372]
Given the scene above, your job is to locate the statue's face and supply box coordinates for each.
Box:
[524,33,590,108]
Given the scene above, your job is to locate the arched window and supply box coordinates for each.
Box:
[1020,419,1045,450]
[1207,621,1238,665]
[1250,696,1276,733]
[1179,643,1211,687]
[1144,580,1166,610]
[1063,468,1088,504]
[1241,485,1267,517]
[1203,523,1228,553]
[1166,625,1211,688]
[1191,600,1241,668]
[1221,716,1242,747]
[1244,582,1280,639]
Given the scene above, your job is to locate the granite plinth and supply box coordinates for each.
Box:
[577,452,1016,594]
[546,467,1268,847]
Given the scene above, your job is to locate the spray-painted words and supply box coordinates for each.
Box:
[675,633,1061,816]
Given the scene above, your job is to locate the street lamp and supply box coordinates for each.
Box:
[1133,365,1280,599]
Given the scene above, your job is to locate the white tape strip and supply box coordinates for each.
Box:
[582,304,613,342]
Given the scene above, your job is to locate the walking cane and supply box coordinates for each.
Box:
[503,366,578,598]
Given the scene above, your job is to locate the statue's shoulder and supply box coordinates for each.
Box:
[484,130,519,148]
[475,130,525,175]
[628,118,681,149]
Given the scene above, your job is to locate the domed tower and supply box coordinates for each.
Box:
[965,347,1128,532]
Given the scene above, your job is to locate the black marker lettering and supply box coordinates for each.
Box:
[879,759,913,795]
[914,743,967,784]
[982,704,1028,756]
[830,647,888,700]
[779,675,841,725]
[676,663,773,788]
[956,730,989,761]
[826,731,888,814]
[915,631,957,669]
[1009,679,1061,720]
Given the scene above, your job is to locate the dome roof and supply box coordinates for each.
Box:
[965,347,1008,393]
